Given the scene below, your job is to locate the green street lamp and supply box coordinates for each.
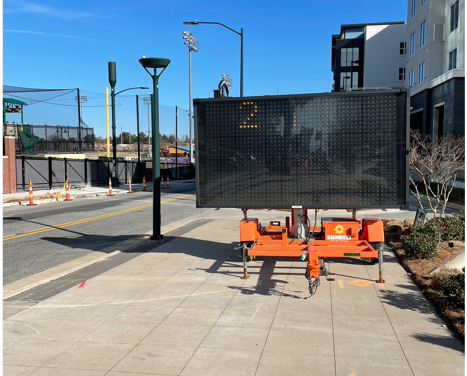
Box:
[139,57,170,240]
[183,20,244,97]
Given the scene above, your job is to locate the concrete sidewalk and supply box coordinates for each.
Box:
[3,180,196,207]
[3,208,464,376]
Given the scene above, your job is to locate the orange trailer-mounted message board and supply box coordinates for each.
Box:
[194,89,409,210]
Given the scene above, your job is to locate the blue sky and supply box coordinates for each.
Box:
[3,0,408,138]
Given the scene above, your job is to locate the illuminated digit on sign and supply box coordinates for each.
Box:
[238,102,257,130]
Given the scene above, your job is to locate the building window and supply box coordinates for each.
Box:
[420,21,426,46]
[419,62,425,83]
[450,1,459,32]
[340,47,359,67]
[409,70,415,87]
[344,27,364,39]
[410,32,415,56]
[400,42,406,55]
[411,0,416,17]
[421,0,426,5]
[449,48,457,70]
[399,68,406,81]
[351,72,358,90]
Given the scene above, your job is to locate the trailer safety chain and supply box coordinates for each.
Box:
[305,269,320,297]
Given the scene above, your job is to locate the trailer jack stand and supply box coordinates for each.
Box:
[377,247,385,283]
[241,243,250,280]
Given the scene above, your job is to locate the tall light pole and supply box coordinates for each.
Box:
[183,20,244,97]
[108,61,148,187]
[141,96,151,157]
[182,31,198,165]
[139,57,170,240]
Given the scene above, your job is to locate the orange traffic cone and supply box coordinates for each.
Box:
[107,177,113,196]
[142,176,146,191]
[161,175,165,189]
[65,179,72,201]
[128,178,132,193]
[166,175,170,189]
[27,180,36,206]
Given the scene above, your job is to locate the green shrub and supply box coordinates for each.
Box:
[401,228,438,259]
[418,216,464,242]
[439,268,465,309]
[455,208,465,222]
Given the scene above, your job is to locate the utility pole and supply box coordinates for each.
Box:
[136,95,140,163]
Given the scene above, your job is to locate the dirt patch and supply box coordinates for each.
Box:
[387,229,465,342]
[3,192,64,204]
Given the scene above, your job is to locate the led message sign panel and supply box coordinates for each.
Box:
[194,90,408,209]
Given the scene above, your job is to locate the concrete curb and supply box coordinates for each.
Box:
[429,252,465,275]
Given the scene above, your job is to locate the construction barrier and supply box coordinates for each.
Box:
[107,177,113,196]
[27,180,36,206]
[65,179,72,201]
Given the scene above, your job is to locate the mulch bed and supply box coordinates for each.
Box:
[386,230,465,342]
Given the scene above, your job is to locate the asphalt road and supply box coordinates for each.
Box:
[3,184,203,285]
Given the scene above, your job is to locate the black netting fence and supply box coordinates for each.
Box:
[5,124,94,154]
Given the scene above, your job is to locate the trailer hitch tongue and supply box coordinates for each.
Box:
[304,268,320,297]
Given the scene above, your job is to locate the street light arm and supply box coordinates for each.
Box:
[115,87,149,96]
[183,21,241,36]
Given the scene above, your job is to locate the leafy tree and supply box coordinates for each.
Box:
[83,134,95,143]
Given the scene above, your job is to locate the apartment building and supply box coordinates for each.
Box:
[406,0,465,137]
[331,22,407,92]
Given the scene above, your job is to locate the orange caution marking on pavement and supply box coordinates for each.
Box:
[338,280,345,289]
[379,283,384,288]
[350,280,372,288]
[78,281,86,288]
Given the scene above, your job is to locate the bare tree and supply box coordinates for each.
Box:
[409,130,465,217]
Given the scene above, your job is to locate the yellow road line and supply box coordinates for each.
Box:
[3,194,193,242]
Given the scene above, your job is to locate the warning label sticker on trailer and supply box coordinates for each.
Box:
[326,235,351,241]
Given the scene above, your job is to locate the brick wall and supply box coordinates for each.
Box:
[3,136,16,193]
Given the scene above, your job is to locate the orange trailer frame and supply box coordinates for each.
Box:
[238,209,385,296]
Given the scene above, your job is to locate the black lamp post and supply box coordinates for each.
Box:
[350,59,359,91]
[139,57,170,240]
[108,61,148,187]
[342,76,350,92]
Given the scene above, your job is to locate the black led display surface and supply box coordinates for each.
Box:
[194,90,408,209]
